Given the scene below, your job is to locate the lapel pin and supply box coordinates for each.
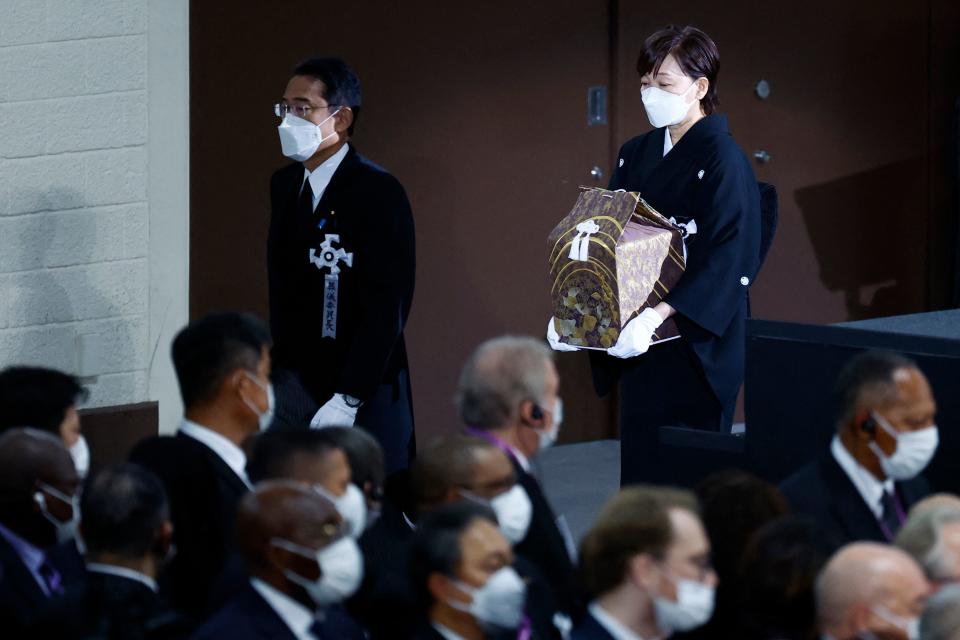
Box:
[697,170,705,180]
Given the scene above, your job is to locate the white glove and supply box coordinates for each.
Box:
[546,317,579,352]
[607,308,664,359]
[310,394,359,428]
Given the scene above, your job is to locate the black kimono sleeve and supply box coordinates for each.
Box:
[665,146,760,337]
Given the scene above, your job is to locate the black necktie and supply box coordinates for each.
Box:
[880,489,902,539]
[299,178,315,218]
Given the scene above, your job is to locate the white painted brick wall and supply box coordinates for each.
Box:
[0,0,155,409]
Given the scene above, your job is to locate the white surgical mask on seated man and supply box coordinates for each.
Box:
[315,483,368,538]
[868,412,939,481]
[271,536,364,606]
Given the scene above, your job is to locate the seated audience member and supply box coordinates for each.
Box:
[29,463,191,638]
[909,494,960,517]
[0,428,83,632]
[574,486,717,640]
[456,336,578,618]
[920,583,960,640]
[684,470,788,638]
[0,366,90,476]
[736,516,834,640]
[411,500,527,640]
[896,505,960,588]
[192,481,364,640]
[248,428,367,536]
[780,352,936,547]
[816,542,929,640]
[130,312,273,618]
[321,426,386,520]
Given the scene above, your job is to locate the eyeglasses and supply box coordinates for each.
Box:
[273,102,339,119]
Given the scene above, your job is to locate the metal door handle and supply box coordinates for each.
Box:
[590,166,604,180]
[754,150,771,164]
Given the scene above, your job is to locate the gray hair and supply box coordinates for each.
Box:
[920,583,960,640]
[455,336,553,430]
[896,506,960,582]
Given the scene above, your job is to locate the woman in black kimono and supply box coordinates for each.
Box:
[553,25,761,484]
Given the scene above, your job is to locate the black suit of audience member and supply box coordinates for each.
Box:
[0,533,84,630]
[130,433,249,617]
[570,612,616,640]
[28,569,192,639]
[512,459,580,620]
[780,453,929,549]
[192,581,364,640]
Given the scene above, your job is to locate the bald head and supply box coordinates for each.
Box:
[456,336,554,430]
[236,481,341,573]
[910,494,960,518]
[817,543,929,638]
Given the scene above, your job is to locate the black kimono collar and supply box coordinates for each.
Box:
[670,113,729,148]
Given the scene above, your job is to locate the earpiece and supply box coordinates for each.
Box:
[531,405,544,421]
[861,416,877,434]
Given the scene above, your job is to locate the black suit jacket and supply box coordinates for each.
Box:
[590,115,762,420]
[129,431,250,618]
[779,451,930,549]
[0,532,50,632]
[191,582,364,640]
[512,460,581,620]
[268,146,416,406]
[28,569,193,639]
[570,612,616,640]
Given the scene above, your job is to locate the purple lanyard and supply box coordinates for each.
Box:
[877,489,907,542]
[464,427,522,467]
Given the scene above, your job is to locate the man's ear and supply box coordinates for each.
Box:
[518,399,541,426]
[335,107,354,134]
[429,572,468,605]
[627,553,659,590]
[851,410,875,441]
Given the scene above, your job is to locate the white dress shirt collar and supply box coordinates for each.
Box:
[662,128,674,156]
[86,563,159,593]
[831,435,894,519]
[432,622,468,640]
[251,578,317,640]
[179,419,252,489]
[588,602,649,640]
[302,143,350,210]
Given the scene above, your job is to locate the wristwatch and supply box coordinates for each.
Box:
[341,393,363,409]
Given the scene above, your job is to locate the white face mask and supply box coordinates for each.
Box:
[871,605,920,640]
[273,536,364,606]
[537,397,564,450]
[449,566,527,632]
[867,412,939,481]
[653,574,716,633]
[69,434,90,478]
[316,483,367,538]
[242,372,275,432]
[641,82,699,128]
[463,484,533,545]
[277,110,341,162]
[35,482,80,545]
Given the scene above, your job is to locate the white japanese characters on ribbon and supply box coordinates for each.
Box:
[568,219,601,262]
[309,234,354,339]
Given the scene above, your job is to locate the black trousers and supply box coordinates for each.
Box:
[618,338,724,485]
[272,368,415,475]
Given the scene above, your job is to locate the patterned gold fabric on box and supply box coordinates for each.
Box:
[547,188,685,349]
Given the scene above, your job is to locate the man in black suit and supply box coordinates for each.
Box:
[0,428,83,633]
[267,57,416,475]
[574,487,717,640]
[130,312,274,618]
[780,352,937,548]
[29,463,192,638]
[456,336,580,621]
[411,501,527,640]
[192,481,365,640]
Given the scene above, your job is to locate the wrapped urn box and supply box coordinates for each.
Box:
[547,187,686,349]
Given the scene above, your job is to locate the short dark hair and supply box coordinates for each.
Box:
[292,57,362,136]
[410,435,492,510]
[696,470,789,583]
[834,351,918,428]
[247,428,342,484]
[171,312,271,409]
[319,427,385,495]
[0,367,86,434]
[579,486,698,598]
[80,463,168,558]
[410,500,498,607]
[637,25,720,116]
